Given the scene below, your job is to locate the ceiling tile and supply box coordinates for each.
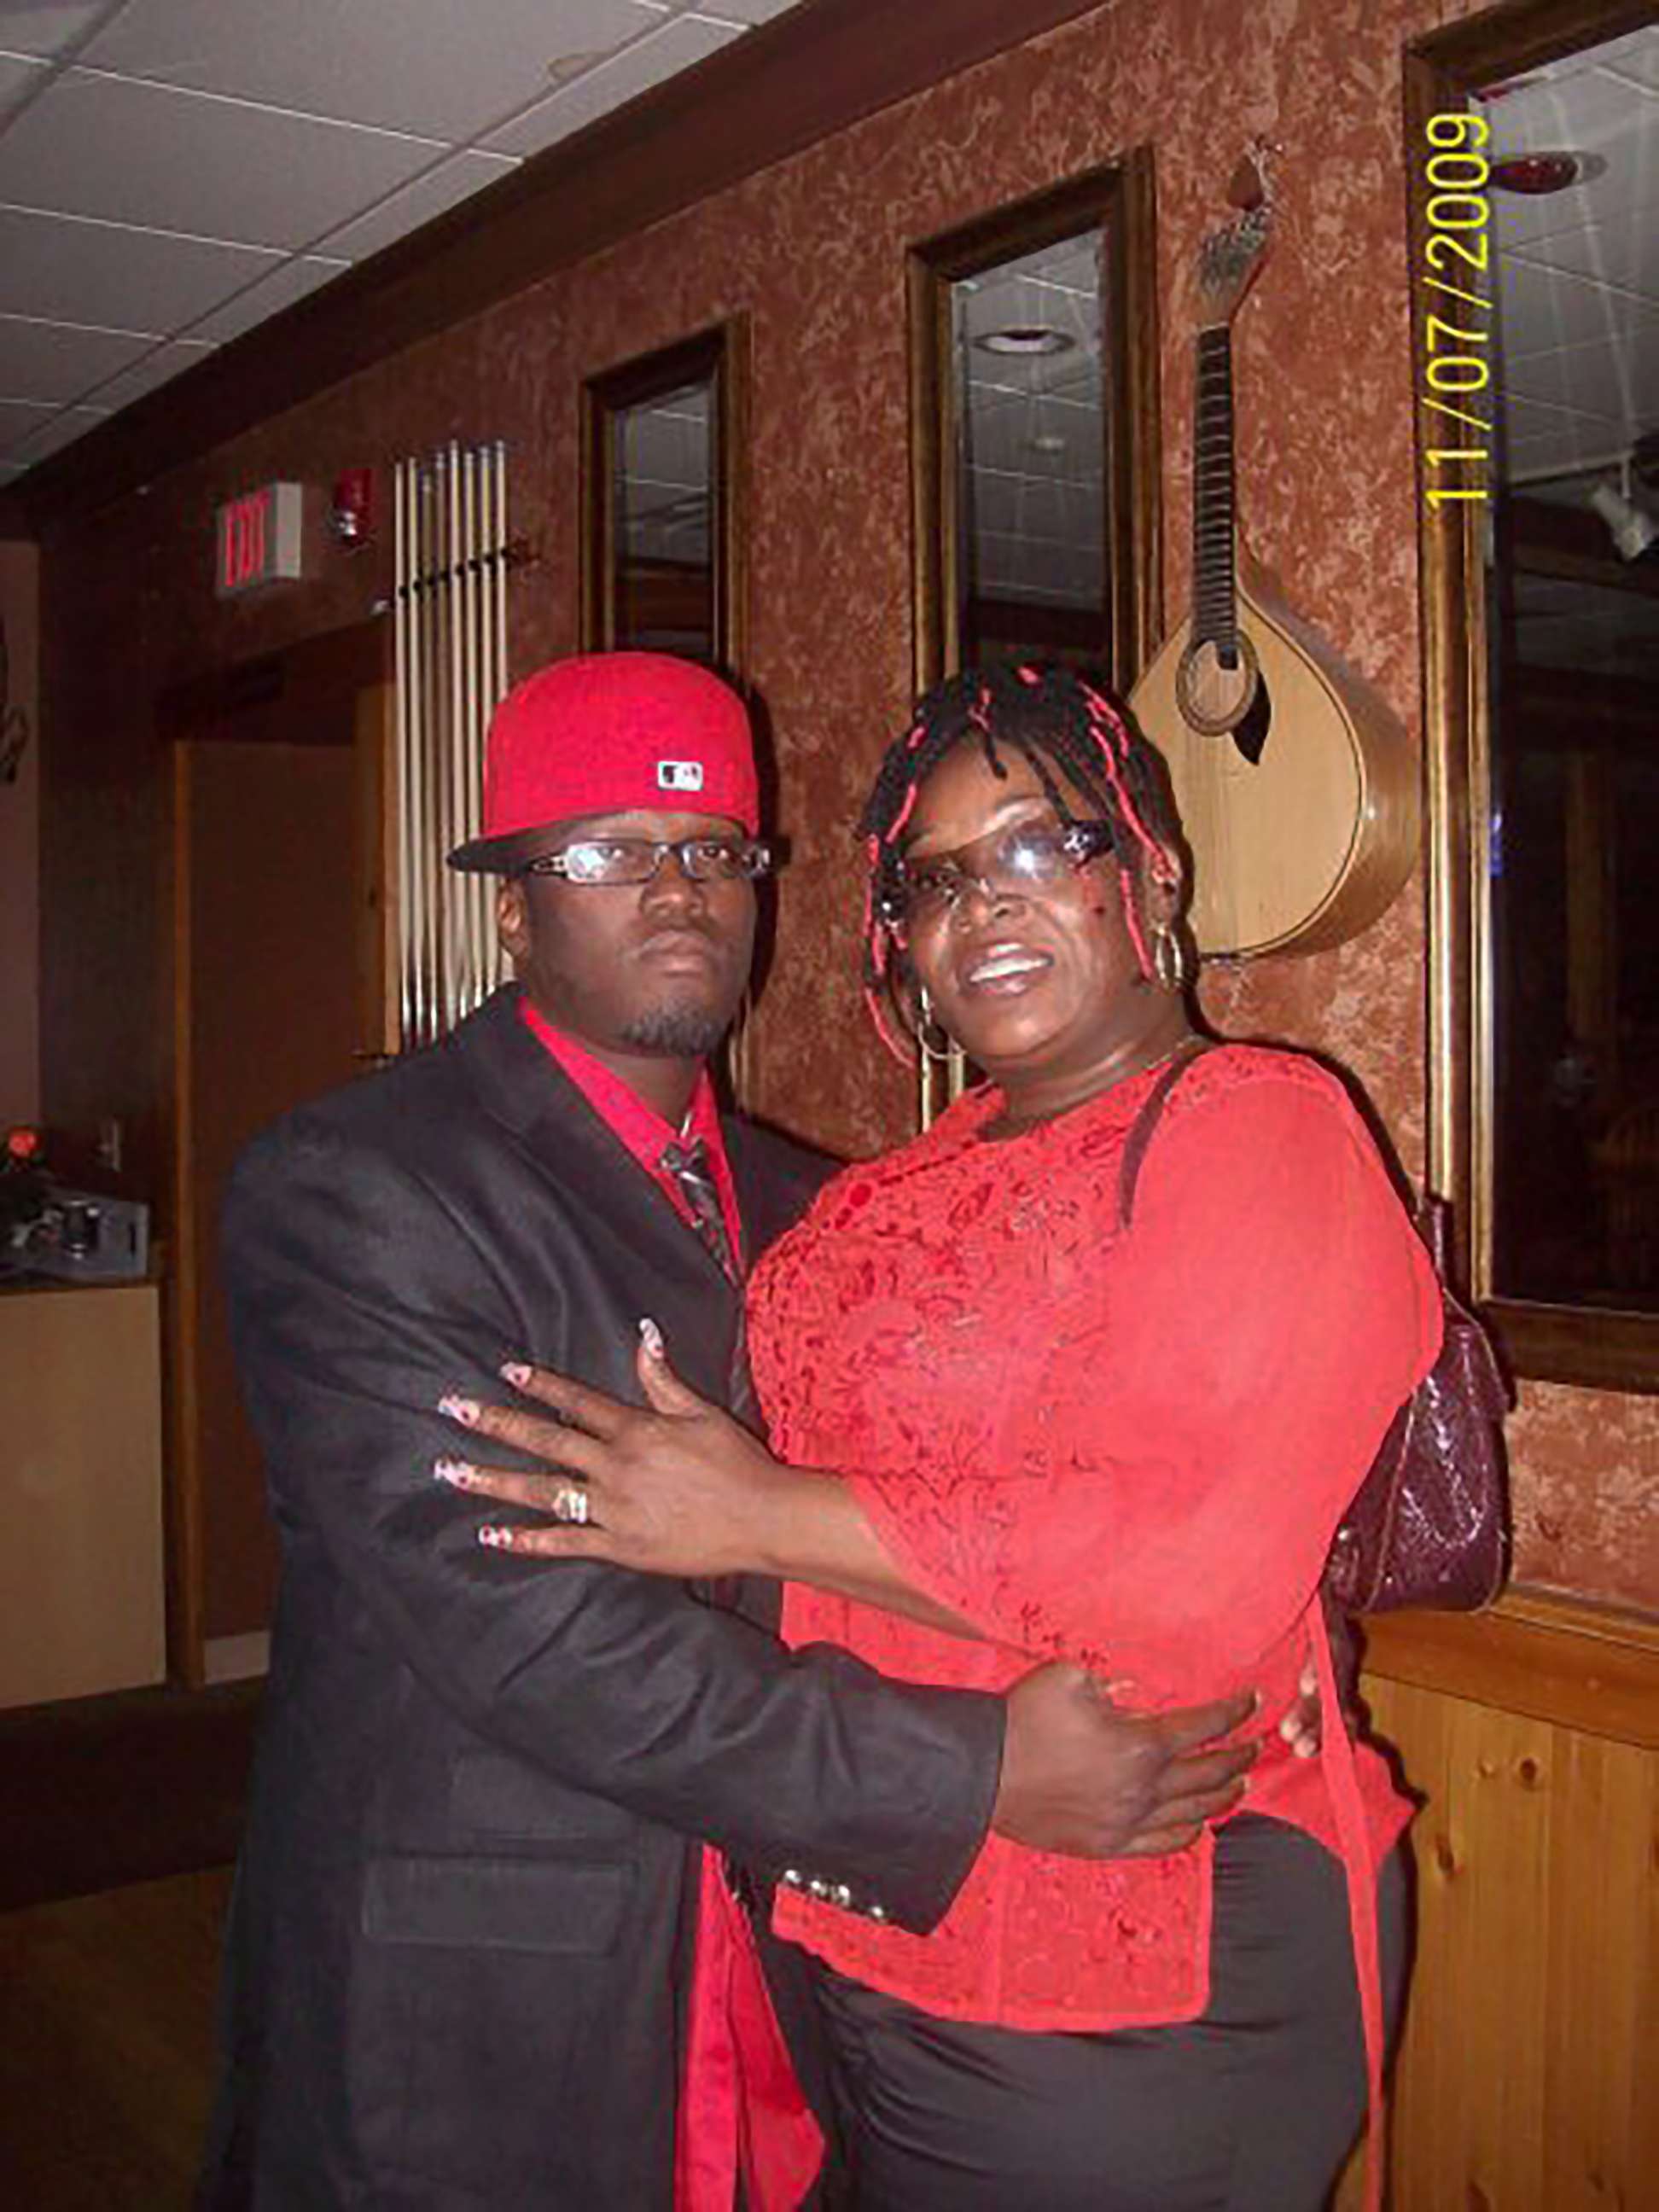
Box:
[0,395,105,461]
[79,0,655,143]
[11,406,108,461]
[620,405,708,489]
[967,389,1103,480]
[1499,253,1656,353]
[681,0,803,20]
[0,393,59,455]
[1493,170,1615,251]
[968,469,1023,538]
[483,15,739,157]
[313,149,520,261]
[1520,205,1659,305]
[1485,58,1644,157]
[1483,43,1657,246]
[0,72,441,249]
[80,336,216,410]
[184,256,347,345]
[0,313,152,403]
[999,475,1072,542]
[0,3,115,59]
[0,203,281,329]
[1504,330,1649,432]
[1501,390,1625,479]
[1593,27,1659,93]
[959,270,1099,351]
[0,49,49,121]
[975,527,1101,606]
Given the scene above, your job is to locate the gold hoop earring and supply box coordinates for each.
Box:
[1151,921,1191,994]
[912,982,956,1066]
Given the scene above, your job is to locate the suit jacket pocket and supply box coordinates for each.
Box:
[363,1854,633,1954]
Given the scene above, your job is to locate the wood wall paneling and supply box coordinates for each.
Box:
[1331,1598,1659,2211]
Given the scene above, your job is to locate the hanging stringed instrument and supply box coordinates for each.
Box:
[1130,148,1418,959]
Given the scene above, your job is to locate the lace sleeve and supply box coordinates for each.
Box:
[847,1064,1441,1696]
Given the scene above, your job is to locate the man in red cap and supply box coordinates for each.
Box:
[202,651,1261,2210]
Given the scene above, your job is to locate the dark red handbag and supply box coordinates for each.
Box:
[1324,1196,1511,1612]
[1120,1048,1511,1615]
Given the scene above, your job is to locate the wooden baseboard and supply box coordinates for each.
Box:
[1359,1586,1658,1749]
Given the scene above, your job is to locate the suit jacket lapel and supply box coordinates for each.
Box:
[449,986,733,1290]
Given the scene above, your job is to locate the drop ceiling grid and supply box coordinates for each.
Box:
[1487,27,1657,486]
[0,0,798,480]
[958,230,1107,608]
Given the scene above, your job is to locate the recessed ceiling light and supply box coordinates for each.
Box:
[1490,150,1605,195]
[975,327,1075,357]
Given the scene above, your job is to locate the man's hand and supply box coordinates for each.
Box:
[992,1662,1259,1859]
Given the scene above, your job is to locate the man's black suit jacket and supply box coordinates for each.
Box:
[199,986,1004,2209]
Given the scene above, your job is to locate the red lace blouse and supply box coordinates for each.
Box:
[748,1045,1441,2033]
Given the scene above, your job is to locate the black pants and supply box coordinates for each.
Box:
[800,1816,1410,2212]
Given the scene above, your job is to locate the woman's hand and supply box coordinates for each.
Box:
[434,1324,798,1577]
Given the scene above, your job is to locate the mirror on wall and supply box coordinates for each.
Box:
[1411,3,1659,1389]
[580,322,747,672]
[945,230,1109,663]
[910,156,1161,695]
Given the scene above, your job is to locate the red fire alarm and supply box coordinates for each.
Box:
[329,467,375,548]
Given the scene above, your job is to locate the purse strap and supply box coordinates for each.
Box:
[1116,1038,1214,1230]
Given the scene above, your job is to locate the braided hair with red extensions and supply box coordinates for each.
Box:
[857,661,1184,1059]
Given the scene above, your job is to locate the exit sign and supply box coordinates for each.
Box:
[215,481,306,597]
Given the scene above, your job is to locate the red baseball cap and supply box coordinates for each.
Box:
[447,651,759,871]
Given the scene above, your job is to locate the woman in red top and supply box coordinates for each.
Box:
[453,663,1441,2209]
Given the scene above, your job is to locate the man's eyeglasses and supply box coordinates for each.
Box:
[515,835,776,887]
[882,818,1118,929]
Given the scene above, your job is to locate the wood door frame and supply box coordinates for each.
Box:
[158,619,390,1686]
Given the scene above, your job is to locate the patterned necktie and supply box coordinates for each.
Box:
[660,1137,758,1435]
[660,1138,740,1280]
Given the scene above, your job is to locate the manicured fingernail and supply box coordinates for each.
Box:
[500,1360,532,1388]
[637,1317,664,1359]
[439,1393,480,1427]
[478,1525,512,1549]
[434,1458,475,1488]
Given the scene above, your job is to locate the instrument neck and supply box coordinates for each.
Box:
[1192,326,1238,655]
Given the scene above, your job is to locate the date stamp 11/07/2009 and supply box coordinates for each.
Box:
[1421,111,1497,511]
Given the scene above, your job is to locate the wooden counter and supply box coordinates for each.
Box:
[0,1280,166,1708]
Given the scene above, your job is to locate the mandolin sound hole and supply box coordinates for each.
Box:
[1176,633,1262,738]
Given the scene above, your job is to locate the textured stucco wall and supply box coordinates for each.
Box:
[38,0,1657,1610]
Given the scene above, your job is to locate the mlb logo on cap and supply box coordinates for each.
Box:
[657,760,705,794]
